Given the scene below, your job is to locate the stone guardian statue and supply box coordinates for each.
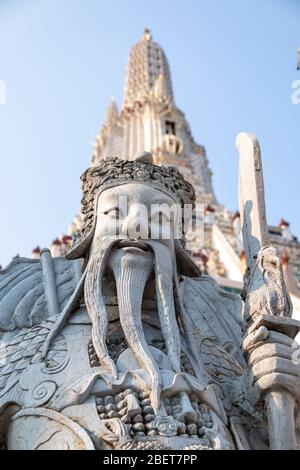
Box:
[0,142,299,450]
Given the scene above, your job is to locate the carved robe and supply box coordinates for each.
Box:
[0,256,270,450]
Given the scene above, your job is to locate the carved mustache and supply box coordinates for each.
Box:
[42,237,119,361]
[145,240,181,374]
[84,237,119,379]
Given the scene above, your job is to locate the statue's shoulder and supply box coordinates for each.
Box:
[0,314,73,420]
[181,274,244,351]
[0,255,81,339]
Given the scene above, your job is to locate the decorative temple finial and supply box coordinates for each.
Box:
[143,28,152,42]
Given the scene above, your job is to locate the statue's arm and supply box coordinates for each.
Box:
[236,132,300,449]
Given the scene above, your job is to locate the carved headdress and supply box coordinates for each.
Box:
[66,152,199,276]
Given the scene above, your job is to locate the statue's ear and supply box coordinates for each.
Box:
[174,240,201,278]
[66,228,94,260]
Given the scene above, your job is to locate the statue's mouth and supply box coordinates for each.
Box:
[117,240,150,252]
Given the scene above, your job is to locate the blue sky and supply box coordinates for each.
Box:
[0,0,299,267]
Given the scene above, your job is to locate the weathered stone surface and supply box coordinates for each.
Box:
[237,132,300,449]
[0,141,299,450]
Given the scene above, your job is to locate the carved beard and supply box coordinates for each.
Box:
[84,236,182,413]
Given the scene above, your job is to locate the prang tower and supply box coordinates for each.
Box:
[92,29,215,206]
[89,30,247,284]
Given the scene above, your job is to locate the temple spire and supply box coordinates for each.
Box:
[93,31,216,205]
[123,29,173,107]
[104,98,118,126]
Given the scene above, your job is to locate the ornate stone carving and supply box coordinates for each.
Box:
[237,132,300,450]
[242,245,293,325]
[0,142,299,450]
[6,408,94,450]
[70,153,196,259]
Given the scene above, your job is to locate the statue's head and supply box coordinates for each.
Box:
[66,151,199,276]
[63,153,201,411]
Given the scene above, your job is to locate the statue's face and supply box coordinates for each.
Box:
[85,182,182,408]
[94,183,180,246]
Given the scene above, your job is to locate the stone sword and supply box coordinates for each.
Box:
[236,132,300,450]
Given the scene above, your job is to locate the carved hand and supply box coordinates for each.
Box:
[242,325,300,402]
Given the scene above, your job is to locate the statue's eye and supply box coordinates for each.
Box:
[103,208,120,216]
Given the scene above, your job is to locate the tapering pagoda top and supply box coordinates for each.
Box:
[123,29,173,107]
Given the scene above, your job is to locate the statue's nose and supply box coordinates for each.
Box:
[121,205,149,239]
